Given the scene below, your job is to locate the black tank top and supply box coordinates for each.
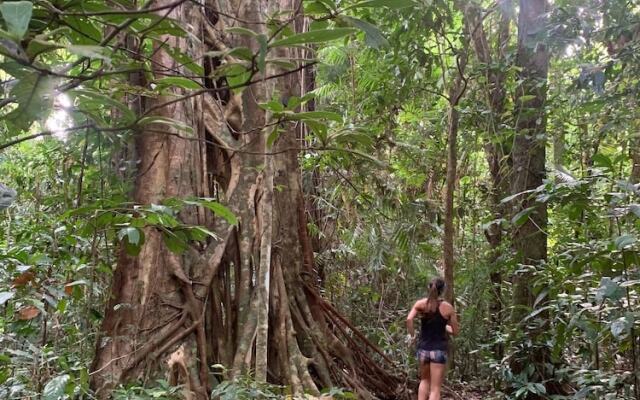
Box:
[418,301,449,351]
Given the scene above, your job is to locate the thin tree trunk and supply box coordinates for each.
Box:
[631,135,640,183]
[442,9,470,306]
[441,12,470,375]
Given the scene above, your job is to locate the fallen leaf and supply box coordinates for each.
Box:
[17,306,40,320]
[64,284,73,296]
[12,271,34,287]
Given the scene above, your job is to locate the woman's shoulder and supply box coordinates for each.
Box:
[438,301,455,315]
[414,298,429,310]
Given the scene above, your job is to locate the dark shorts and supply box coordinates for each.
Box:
[417,349,447,365]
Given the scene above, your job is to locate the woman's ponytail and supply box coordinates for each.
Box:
[426,277,445,314]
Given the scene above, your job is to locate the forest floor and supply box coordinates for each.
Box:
[443,381,497,400]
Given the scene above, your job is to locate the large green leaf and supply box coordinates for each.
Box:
[6,72,58,131]
[163,230,189,254]
[0,1,33,39]
[596,277,624,302]
[42,374,70,400]
[201,200,238,225]
[222,63,252,93]
[155,77,201,90]
[341,16,388,49]
[270,28,357,48]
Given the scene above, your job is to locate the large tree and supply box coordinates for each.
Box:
[509,0,558,396]
[463,0,512,360]
[90,0,406,399]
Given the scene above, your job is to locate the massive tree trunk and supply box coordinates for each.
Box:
[463,1,511,360]
[90,1,407,399]
[510,0,556,396]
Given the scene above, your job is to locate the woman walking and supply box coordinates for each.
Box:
[406,277,459,400]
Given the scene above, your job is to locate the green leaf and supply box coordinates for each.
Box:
[341,16,388,49]
[70,89,136,124]
[118,227,144,255]
[511,206,536,226]
[518,94,537,103]
[591,153,613,170]
[26,39,62,59]
[189,226,218,241]
[163,230,189,254]
[225,27,258,37]
[118,227,141,245]
[6,72,58,131]
[257,34,268,72]
[63,16,102,44]
[223,63,252,93]
[305,1,331,15]
[266,127,281,148]
[284,111,342,122]
[259,100,285,113]
[42,374,70,400]
[500,189,536,204]
[270,28,357,48]
[329,131,374,147]
[265,58,297,70]
[66,45,111,61]
[348,0,415,9]
[614,234,636,250]
[205,47,254,61]
[611,317,629,339]
[164,45,204,76]
[138,116,194,135]
[0,291,14,305]
[316,0,338,11]
[305,120,327,143]
[0,60,29,78]
[596,277,623,302]
[155,77,201,90]
[0,1,33,39]
[200,200,238,225]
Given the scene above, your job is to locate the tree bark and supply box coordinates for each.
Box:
[442,6,470,306]
[462,1,511,361]
[631,135,640,183]
[510,0,555,396]
[90,1,409,399]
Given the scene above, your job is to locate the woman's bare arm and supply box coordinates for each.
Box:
[406,300,422,338]
[441,301,460,336]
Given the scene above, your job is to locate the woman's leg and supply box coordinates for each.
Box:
[428,351,446,400]
[418,361,430,400]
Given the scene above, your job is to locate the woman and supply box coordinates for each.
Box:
[406,277,459,400]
